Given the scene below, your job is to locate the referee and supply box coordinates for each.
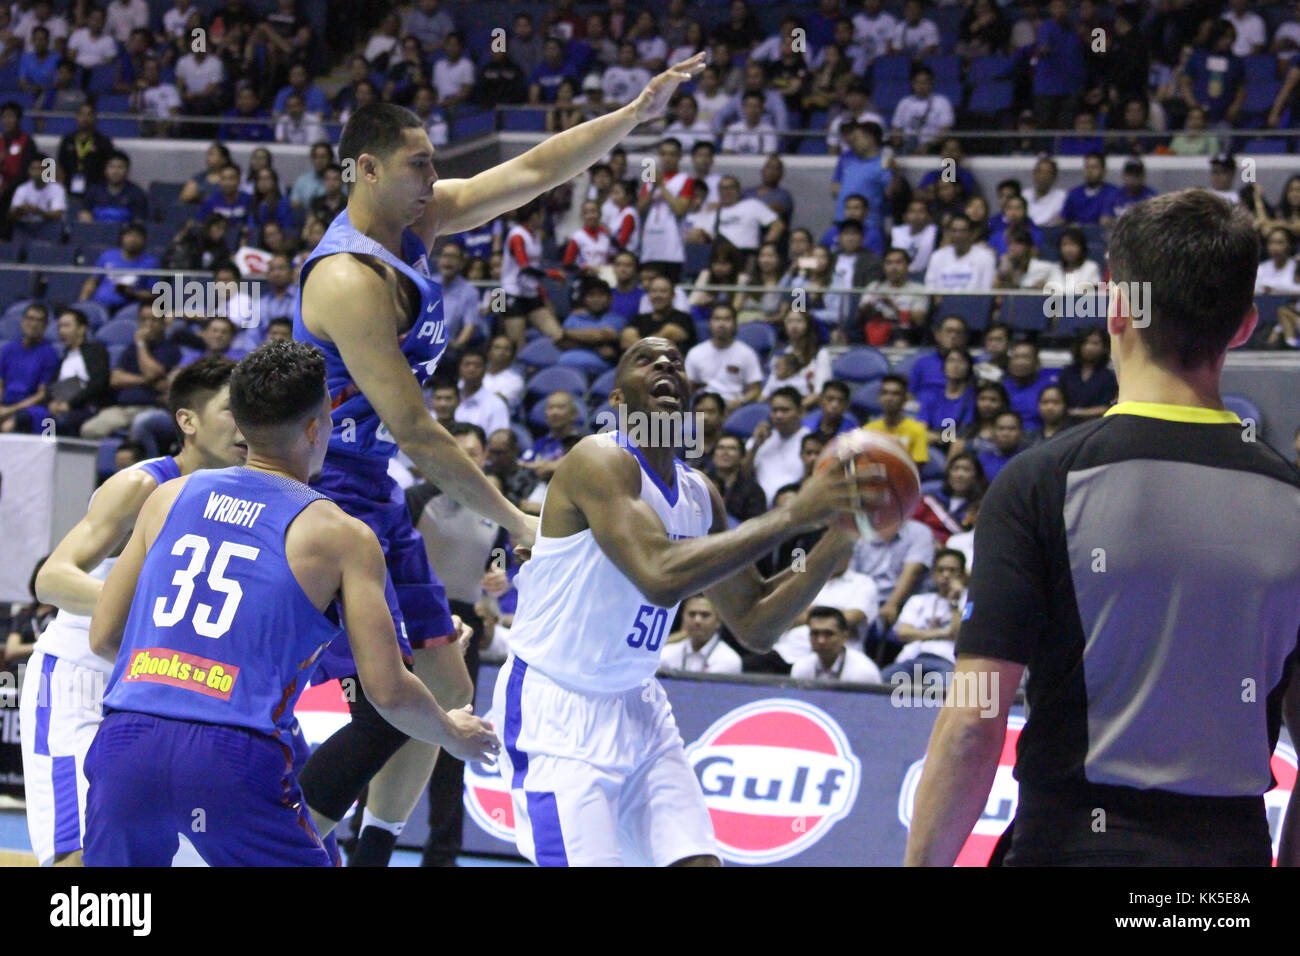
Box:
[904,189,1300,867]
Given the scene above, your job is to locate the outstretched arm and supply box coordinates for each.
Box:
[417,53,707,245]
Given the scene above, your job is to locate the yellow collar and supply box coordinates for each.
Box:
[1104,401,1240,424]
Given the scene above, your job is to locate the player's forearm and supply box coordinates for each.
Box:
[369,671,461,748]
[903,707,1005,866]
[402,419,530,537]
[36,561,103,617]
[732,532,857,652]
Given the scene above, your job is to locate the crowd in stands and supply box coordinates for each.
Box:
[1,0,1297,685]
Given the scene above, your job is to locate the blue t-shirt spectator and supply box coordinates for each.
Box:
[273,83,330,116]
[218,108,274,142]
[200,188,252,221]
[1002,368,1058,430]
[1184,50,1244,124]
[1062,183,1122,225]
[19,50,60,89]
[833,152,892,233]
[1110,185,1156,218]
[907,350,947,407]
[562,309,626,336]
[918,166,978,199]
[0,339,60,405]
[609,285,643,322]
[114,339,182,406]
[81,181,148,223]
[530,61,581,103]
[89,249,161,309]
[920,387,976,432]
[802,410,860,434]
[1033,19,1086,96]
[988,220,1043,256]
[978,446,1019,482]
[451,220,501,263]
[247,196,294,233]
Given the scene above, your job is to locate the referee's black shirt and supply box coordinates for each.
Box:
[958,401,1300,864]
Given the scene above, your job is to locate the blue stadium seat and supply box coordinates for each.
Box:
[1050,292,1107,339]
[69,300,109,328]
[797,136,827,155]
[557,348,610,376]
[147,182,185,219]
[1037,224,1064,261]
[683,242,712,279]
[24,244,77,266]
[541,277,570,319]
[1002,294,1051,333]
[42,271,93,305]
[849,380,882,418]
[1222,394,1262,429]
[871,81,910,117]
[871,54,912,85]
[106,343,127,366]
[831,346,891,383]
[587,403,615,434]
[1242,81,1281,116]
[807,110,829,130]
[41,116,77,136]
[1254,294,1290,333]
[891,348,932,380]
[525,365,587,401]
[77,244,113,266]
[95,317,138,346]
[14,219,64,243]
[924,54,961,86]
[935,293,993,331]
[587,367,618,404]
[86,64,117,94]
[111,303,138,324]
[966,81,1014,116]
[735,321,776,358]
[516,337,561,370]
[968,54,1015,84]
[0,273,36,306]
[1243,137,1290,155]
[451,109,495,139]
[501,109,547,132]
[97,93,130,113]
[723,402,769,439]
[69,221,124,248]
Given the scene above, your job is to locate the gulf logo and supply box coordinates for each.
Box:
[683,699,861,865]
[897,717,1299,867]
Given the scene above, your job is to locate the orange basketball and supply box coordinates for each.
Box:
[814,428,922,540]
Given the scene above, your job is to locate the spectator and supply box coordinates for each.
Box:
[915,452,986,543]
[721,91,779,155]
[430,242,481,357]
[1181,20,1245,128]
[78,222,159,310]
[924,214,996,291]
[964,194,992,244]
[622,272,697,352]
[856,246,929,345]
[425,377,459,432]
[975,322,1011,382]
[606,250,643,320]
[220,83,274,142]
[520,390,581,481]
[162,0,199,42]
[246,166,293,235]
[1032,0,1087,129]
[18,25,57,92]
[883,548,967,683]
[7,153,65,231]
[1207,153,1241,205]
[362,10,401,67]
[803,380,859,440]
[558,278,624,365]
[1257,227,1300,294]
[473,44,527,107]
[744,387,811,505]
[690,391,725,469]
[659,595,743,674]
[508,12,544,80]
[78,149,147,224]
[742,154,794,225]
[175,42,225,119]
[272,61,329,116]
[603,180,640,254]
[891,66,954,155]
[200,162,251,221]
[1061,110,1106,159]
[685,303,762,411]
[307,163,345,224]
[736,241,788,325]
[528,36,581,104]
[711,0,762,53]
[601,40,651,109]
[791,606,882,682]
[273,91,324,145]
[831,121,892,234]
[663,94,713,156]
[823,220,884,329]
[891,199,937,280]
[921,347,977,444]
[55,102,113,200]
[66,6,118,70]
[890,0,940,58]
[178,142,232,205]
[909,315,969,407]
[1061,152,1120,225]
[995,224,1055,290]
[951,379,1009,458]
[404,0,454,55]
[636,138,694,282]
[5,558,52,666]
[45,307,110,436]
[956,0,1011,59]
[483,427,538,513]
[712,60,789,140]
[988,195,1042,256]
[429,31,474,109]
[285,141,331,209]
[186,315,242,363]
[714,176,784,259]
[1025,155,1066,227]
[1171,103,1222,156]
[853,0,898,63]
[131,56,181,138]
[1045,226,1102,295]
[866,373,929,466]
[79,304,181,440]
[1057,326,1117,423]
[773,542,879,665]
[1024,383,1071,445]
[687,141,721,211]
[1110,157,1157,219]
[252,0,313,87]
[454,349,510,440]
[701,430,763,524]
[1001,338,1059,430]
[0,303,58,434]
[691,65,731,127]
[977,409,1025,481]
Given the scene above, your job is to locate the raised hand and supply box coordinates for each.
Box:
[630,52,708,125]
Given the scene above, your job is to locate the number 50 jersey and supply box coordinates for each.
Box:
[102,468,344,738]
[506,432,715,695]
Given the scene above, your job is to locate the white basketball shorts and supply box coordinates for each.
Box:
[491,653,717,867]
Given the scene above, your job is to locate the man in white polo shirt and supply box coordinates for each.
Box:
[684,302,762,411]
[722,92,780,155]
[454,350,510,439]
[66,7,119,69]
[710,175,783,259]
[658,595,743,675]
[923,214,995,291]
[745,386,810,505]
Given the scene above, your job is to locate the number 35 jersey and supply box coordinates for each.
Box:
[103,467,344,738]
[507,432,715,695]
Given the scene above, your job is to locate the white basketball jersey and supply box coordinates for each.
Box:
[507,433,716,694]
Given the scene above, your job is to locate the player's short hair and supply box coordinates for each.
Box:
[769,386,802,408]
[229,341,326,433]
[339,102,424,167]
[807,605,849,633]
[1108,188,1258,369]
[168,355,236,419]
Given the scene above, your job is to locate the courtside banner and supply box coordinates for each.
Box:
[294,666,1297,866]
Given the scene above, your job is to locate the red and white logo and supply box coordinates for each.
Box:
[898,717,1298,867]
[463,745,516,845]
[684,699,861,865]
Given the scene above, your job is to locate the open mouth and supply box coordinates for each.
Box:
[650,378,680,406]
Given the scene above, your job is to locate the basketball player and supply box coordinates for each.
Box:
[904,190,1300,867]
[294,53,707,865]
[494,337,877,866]
[82,342,499,866]
[21,357,243,867]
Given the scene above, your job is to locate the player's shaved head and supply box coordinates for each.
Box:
[615,337,675,387]
[339,102,424,166]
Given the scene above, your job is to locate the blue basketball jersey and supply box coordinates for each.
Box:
[293,208,448,460]
[103,467,344,738]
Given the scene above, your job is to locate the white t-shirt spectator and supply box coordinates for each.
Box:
[17,12,69,51]
[713,197,778,252]
[364,33,400,65]
[176,53,225,95]
[139,82,182,118]
[893,589,967,665]
[1044,259,1102,295]
[694,89,731,127]
[1012,257,1058,289]
[433,56,476,103]
[748,424,810,505]
[9,179,66,222]
[852,10,898,60]
[1224,10,1267,56]
[891,18,941,56]
[455,387,511,438]
[1256,259,1300,295]
[947,529,974,570]
[638,171,693,264]
[483,367,526,411]
[773,568,878,662]
[636,35,668,66]
[722,119,779,155]
[1277,19,1300,57]
[791,647,882,682]
[663,119,714,155]
[891,222,937,276]
[66,28,120,69]
[684,339,763,403]
[891,93,954,149]
[1025,186,1067,227]
[275,112,326,145]
[850,518,934,604]
[104,0,149,43]
[602,65,652,106]
[163,3,196,38]
[923,244,996,291]
[658,633,743,674]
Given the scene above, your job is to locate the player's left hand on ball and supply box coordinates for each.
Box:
[632,52,707,123]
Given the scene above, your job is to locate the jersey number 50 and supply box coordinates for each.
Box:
[152,533,260,639]
[625,604,667,652]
